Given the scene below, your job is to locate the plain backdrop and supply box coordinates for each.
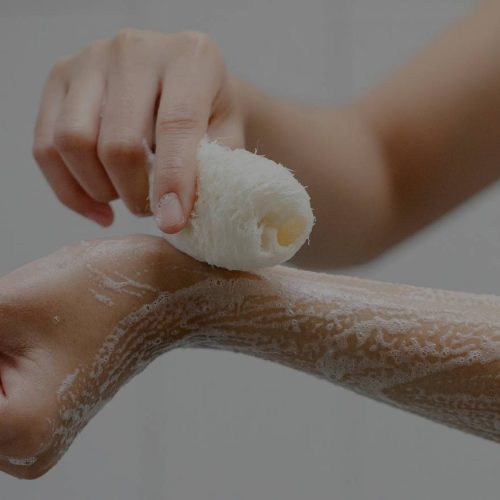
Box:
[2,0,500,499]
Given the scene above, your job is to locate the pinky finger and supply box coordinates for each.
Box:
[34,148,114,227]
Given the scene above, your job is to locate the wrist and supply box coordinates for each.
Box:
[145,236,255,348]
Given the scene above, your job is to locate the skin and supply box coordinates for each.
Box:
[5,0,498,479]
[33,1,500,268]
[0,236,194,478]
[238,0,500,267]
[33,30,245,231]
[3,235,500,479]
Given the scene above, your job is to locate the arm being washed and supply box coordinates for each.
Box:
[1,235,499,478]
[181,248,500,443]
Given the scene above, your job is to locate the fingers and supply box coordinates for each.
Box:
[154,37,223,233]
[40,156,114,226]
[33,71,113,226]
[54,73,117,204]
[34,31,231,227]
[97,43,159,216]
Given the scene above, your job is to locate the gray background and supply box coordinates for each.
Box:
[1,0,499,498]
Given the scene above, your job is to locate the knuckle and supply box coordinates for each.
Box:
[177,30,214,54]
[98,137,145,166]
[156,157,184,185]
[80,38,107,59]
[166,156,184,173]
[157,105,200,134]
[113,27,146,47]
[32,141,57,165]
[53,127,94,155]
[55,185,81,209]
[179,30,221,64]
[49,57,67,77]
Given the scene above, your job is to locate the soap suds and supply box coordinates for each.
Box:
[5,456,37,467]
[57,368,81,399]
[90,289,115,307]
[9,240,500,472]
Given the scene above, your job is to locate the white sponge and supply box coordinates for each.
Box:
[148,140,314,271]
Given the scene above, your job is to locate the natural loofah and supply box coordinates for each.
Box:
[148,140,314,271]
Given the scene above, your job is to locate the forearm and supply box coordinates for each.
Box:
[358,0,500,247]
[6,234,499,478]
[234,1,500,267]
[233,77,394,269]
[176,262,500,442]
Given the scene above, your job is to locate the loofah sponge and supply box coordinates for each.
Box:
[148,140,314,271]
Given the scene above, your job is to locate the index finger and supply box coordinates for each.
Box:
[153,37,224,234]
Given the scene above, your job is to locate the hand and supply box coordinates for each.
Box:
[0,235,205,478]
[33,29,246,232]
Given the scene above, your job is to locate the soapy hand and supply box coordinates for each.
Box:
[0,235,205,478]
[32,29,245,233]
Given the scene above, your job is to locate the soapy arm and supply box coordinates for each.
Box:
[1,234,500,479]
[182,253,500,443]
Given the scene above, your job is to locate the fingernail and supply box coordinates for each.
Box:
[84,206,113,227]
[156,192,185,232]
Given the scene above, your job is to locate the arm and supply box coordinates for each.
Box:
[236,0,500,268]
[36,2,500,269]
[1,236,498,479]
[181,253,500,443]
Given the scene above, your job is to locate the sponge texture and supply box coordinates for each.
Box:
[149,140,314,271]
